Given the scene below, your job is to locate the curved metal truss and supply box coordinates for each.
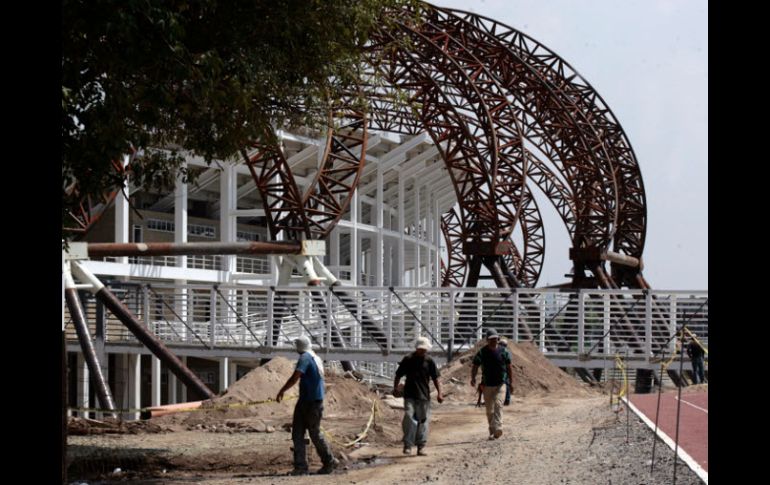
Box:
[245,1,647,290]
[64,1,649,292]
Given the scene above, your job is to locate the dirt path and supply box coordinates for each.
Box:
[68,393,703,484]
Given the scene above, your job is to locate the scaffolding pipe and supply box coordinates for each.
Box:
[86,241,304,258]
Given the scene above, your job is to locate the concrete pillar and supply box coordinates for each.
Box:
[414,183,421,287]
[375,164,383,286]
[219,357,230,392]
[229,361,238,385]
[220,163,237,273]
[127,353,141,420]
[179,356,188,402]
[115,154,130,265]
[398,174,405,286]
[175,162,188,268]
[168,367,178,405]
[151,356,161,406]
[351,190,359,284]
[330,227,340,269]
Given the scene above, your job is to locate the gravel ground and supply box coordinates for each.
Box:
[68,394,704,484]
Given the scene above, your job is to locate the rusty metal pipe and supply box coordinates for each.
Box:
[86,241,303,258]
[65,289,117,416]
[95,288,215,400]
[64,265,116,416]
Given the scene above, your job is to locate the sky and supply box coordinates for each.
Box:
[432,0,708,290]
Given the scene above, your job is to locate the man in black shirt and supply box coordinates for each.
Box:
[393,336,443,456]
[471,328,513,440]
[686,334,706,384]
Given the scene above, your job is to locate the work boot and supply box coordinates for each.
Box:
[494,429,503,439]
[403,446,412,455]
[417,446,428,456]
[317,458,339,475]
[289,468,309,476]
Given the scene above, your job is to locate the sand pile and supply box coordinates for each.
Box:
[440,341,593,402]
[157,356,398,440]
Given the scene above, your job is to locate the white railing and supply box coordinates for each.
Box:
[71,284,706,366]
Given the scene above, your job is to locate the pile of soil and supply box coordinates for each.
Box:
[440,341,593,402]
[68,416,171,435]
[154,356,399,445]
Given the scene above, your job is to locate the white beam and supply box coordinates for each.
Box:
[115,155,130,264]
[151,356,161,406]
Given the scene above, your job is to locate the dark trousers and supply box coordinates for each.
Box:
[691,357,706,384]
[504,380,511,405]
[292,400,333,471]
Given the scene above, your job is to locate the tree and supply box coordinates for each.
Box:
[62,0,411,230]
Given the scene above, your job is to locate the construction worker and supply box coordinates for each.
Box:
[686,334,706,384]
[276,335,339,475]
[393,336,443,456]
[499,338,512,406]
[471,329,514,440]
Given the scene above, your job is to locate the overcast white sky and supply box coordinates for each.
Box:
[432,0,708,290]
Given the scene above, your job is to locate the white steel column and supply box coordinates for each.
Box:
[127,353,141,420]
[351,190,359,284]
[414,183,421,287]
[433,196,440,287]
[374,165,383,286]
[330,227,340,269]
[76,353,89,417]
[115,154,130,265]
[175,162,188,268]
[229,361,238,385]
[219,357,230,392]
[168,368,178,405]
[220,163,237,274]
[179,356,188,402]
[151,356,161,406]
[397,174,405,286]
[174,162,188,341]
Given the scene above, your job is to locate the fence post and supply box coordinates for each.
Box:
[210,287,217,348]
[386,290,393,354]
[448,289,455,361]
[603,293,611,356]
[512,289,519,343]
[578,289,585,355]
[327,288,334,351]
[266,287,274,348]
[645,289,653,358]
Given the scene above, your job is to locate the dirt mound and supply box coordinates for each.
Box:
[440,341,593,402]
[68,416,171,435]
[154,355,398,446]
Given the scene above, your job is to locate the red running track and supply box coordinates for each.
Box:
[629,390,708,472]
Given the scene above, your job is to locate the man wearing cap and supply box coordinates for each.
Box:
[393,336,443,456]
[276,335,338,475]
[471,329,514,439]
[686,334,706,384]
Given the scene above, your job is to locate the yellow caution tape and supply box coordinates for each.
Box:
[611,354,628,403]
[321,399,378,448]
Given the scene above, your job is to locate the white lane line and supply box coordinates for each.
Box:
[624,397,708,484]
[675,395,708,414]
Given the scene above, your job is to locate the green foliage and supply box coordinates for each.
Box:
[62,0,413,228]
